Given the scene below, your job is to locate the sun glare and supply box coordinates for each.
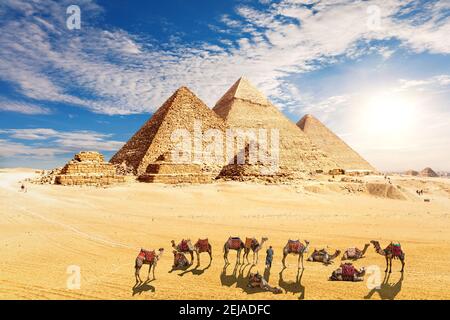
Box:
[362,92,417,135]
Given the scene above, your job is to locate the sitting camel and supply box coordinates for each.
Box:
[134,248,164,283]
[172,250,190,269]
[307,248,341,265]
[171,239,195,265]
[243,237,268,265]
[247,272,282,294]
[370,240,405,273]
[224,237,245,264]
[282,240,310,269]
[194,238,213,266]
[342,243,370,260]
[329,263,366,282]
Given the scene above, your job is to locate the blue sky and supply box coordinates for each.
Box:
[0,0,449,171]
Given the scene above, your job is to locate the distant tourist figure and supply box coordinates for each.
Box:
[20,183,27,193]
[265,246,274,269]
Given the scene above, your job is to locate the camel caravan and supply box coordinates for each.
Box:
[134,237,406,292]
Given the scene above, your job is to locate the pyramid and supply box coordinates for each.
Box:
[213,77,338,175]
[110,87,226,177]
[297,114,376,172]
[405,170,419,176]
[420,167,438,177]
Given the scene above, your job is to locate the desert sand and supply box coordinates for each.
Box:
[1,168,449,300]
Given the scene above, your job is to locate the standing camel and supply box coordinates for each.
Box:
[134,248,164,283]
[370,240,405,273]
[194,238,213,266]
[243,237,268,265]
[224,237,245,264]
[282,240,310,269]
[171,239,195,265]
[342,243,370,260]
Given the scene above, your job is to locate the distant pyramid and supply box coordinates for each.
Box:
[213,77,338,175]
[420,167,438,177]
[111,87,226,176]
[405,170,419,176]
[297,114,375,172]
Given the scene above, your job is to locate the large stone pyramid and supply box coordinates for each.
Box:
[110,87,226,176]
[297,114,375,172]
[213,77,338,175]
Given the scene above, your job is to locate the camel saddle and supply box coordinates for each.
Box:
[138,249,156,262]
[347,247,357,258]
[179,239,190,252]
[288,240,304,253]
[341,263,356,281]
[389,243,402,257]
[174,252,188,266]
[196,239,209,253]
[245,237,255,249]
[228,237,242,250]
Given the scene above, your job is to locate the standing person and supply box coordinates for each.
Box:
[265,246,274,269]
[20,183,27,193]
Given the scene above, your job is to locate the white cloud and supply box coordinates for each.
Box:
[0,0,448,116]
[0,128,124,158]
[0,98,52,114]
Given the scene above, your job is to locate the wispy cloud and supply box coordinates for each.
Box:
[0,128,124,158]
[0,98,52,114]
[0,0,449,115]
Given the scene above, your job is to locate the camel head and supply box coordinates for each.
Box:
[358,267,366,277]
[158,248,164,255]
[261,237,268,243]
[171,240,176,247]
[172,250,177,255]
[364,243,370,249]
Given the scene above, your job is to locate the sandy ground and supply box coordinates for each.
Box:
[0,168,449,300]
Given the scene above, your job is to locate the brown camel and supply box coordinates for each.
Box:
[307,248,341,265]
[224,237,245,264]
[243,237,268,265]
[171,239,195,265]
[342,243,370,260]
[247,272,282,294]
[134,248,164,283]
[194,238,213,266]
[329,263,366,282]
[282,240,310,269]
[370,240,405,273]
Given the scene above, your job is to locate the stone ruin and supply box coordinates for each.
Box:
[55,151,125,186]
[138,152,213,184]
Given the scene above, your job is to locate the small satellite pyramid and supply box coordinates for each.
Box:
[297,114,375,172]
[110,87,226,176]
[213,77,338,175]
[420,167,438,177]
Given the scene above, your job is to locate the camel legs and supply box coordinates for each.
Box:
[223,246,229,264]
[282,253,287,268]
[384,256,389,273]
[135,266,142,283]
[400,258,405,273]
[236,249,241,264]
[297,254,305,269]
[189,251,194,265]
[147,263,152,280]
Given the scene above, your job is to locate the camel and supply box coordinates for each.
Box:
[224,237,245,264]
[243,237,268,265]
[342,243,370,260]
[329,263,366,282]
[134,248,164,283]
[370,240,405,273]
[172,250,190,269]
[282,240,310,269]
[171,239,195,265]
[307,248,341,265]
[194,238,212,266]
[247,272,282,294]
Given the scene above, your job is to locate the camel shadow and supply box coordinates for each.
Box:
[132,279,155,296]
[220,261,240,287]
[178,261,212,277]
[364,272,404,300]
[278,267,305,300]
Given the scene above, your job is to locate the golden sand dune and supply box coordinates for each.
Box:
[1,169,449,300]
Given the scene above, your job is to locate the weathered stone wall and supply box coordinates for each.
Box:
[56,151,125,186]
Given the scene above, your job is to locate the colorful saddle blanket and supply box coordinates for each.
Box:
[341,263,356,281]
[196,239,209,252]
[173,252,188,266]
[179,240,190,252]
[229,237,242,250]
[346,247,357,258]
[389,243,402,257]
[138,249,155,262]
[245,238,255,249]
[288,240,304,253]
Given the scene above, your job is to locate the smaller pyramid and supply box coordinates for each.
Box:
[420,167,438,177]
[405,170,419,176]
[297,114,375,172]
